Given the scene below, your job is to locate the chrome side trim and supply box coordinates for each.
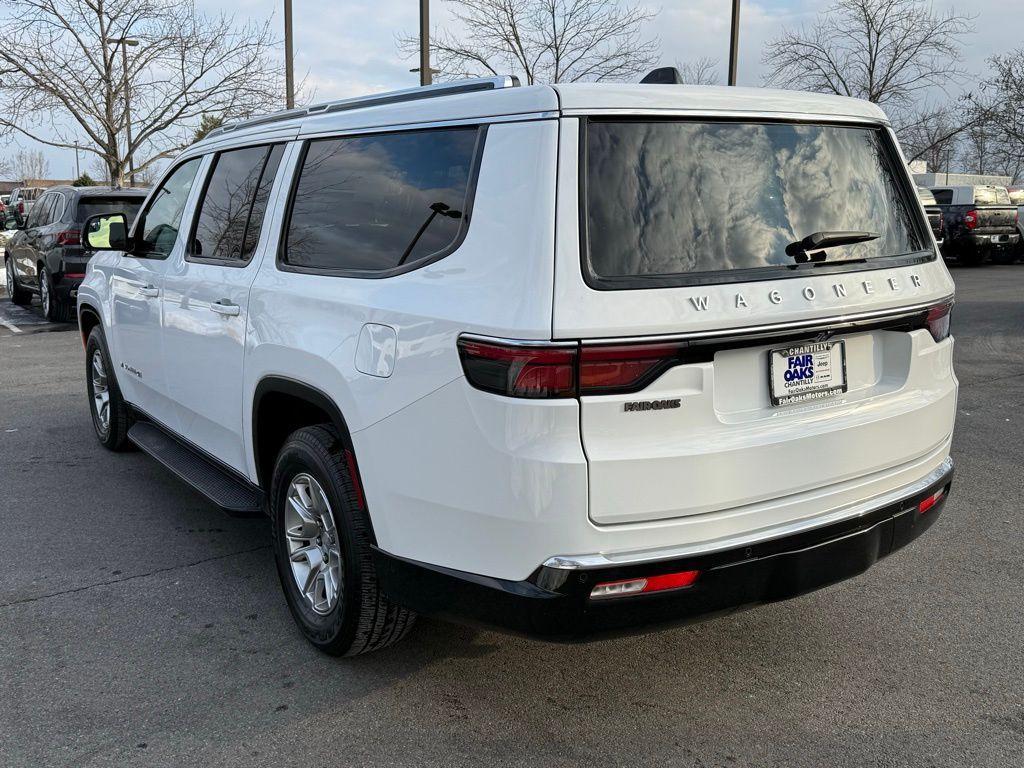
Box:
[542,457,954,570]
[579,295,954,345]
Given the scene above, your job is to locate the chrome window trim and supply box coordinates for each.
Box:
[560,108,888,127]
[542,456,954,570]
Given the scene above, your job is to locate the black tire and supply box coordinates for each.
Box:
[40,267,74,322]
[271,425,415,656]
[4,256,32,306]
[85,326,133,451]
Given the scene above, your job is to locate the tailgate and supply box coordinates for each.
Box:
[582,324,956,525]
[975,206,1018,232]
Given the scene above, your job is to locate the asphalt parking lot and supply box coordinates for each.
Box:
[1,267,1022,767]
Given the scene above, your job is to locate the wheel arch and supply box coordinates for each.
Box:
[252,377,374,539]
[78,302,103,347]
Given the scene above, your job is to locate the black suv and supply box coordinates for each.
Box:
[5,186,147,321]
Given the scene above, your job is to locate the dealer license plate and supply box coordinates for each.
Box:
[769,340,847,406]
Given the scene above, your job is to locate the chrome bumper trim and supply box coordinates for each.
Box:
[542,457,954,570]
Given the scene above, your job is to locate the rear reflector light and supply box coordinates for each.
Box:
[457,338,577,398]
[56,229,81,246]
[925,301,952,342]
[964,210,978,229]
[64,272,86,279]
[590,570,700,600]
[918,487,946,514]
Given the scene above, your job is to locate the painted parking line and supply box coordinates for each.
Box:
[0,317,21,334]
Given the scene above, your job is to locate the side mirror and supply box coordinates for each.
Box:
[83,212,130,252]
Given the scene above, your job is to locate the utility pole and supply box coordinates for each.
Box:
[284,0,295,109]
[419,0,431,86]
[110,37,139,186]
[728,0,740,86]
[73,141,80,178]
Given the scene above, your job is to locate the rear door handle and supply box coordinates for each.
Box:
[209,299,240,317]
[138,285,159,298]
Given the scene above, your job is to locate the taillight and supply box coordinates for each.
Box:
[56,229,81,246]
[457,338,577,398]
[925,301,952,342]
[963,210,978,229]
[578,342,686,395]
[17,201,25,214]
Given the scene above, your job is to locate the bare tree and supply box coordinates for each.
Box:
[11,148,51,180]
[399,0,659,84]
[898,104,965,173]
[674,57,719,85]
[970,49,1024,181]
[763,0,974,109]
[0,0,286,186]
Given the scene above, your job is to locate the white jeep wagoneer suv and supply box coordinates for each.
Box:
[77,77,956,655]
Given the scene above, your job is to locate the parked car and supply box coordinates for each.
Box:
[5,186,44,228]
[4,186,147,320]
[77,78,956,655]
[918,187,944,246]
[929,184,1020,265]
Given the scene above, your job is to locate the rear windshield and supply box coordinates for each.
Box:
[584,120,928,287]
[77,197,145,224]
[973,186,1011,205]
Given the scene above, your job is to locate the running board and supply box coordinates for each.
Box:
[128,422,264,517]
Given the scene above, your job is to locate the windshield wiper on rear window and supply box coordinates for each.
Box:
[785,231,880,264]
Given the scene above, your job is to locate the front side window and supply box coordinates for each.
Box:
[584,120,928,288]
[136,158,202,257]
[191,144,284,263]
[284,126,481,274]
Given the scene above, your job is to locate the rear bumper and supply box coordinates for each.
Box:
[374,457,953,641]
[959,233,1019,248]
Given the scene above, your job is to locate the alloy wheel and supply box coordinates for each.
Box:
[91,349,110,434]
[4,260,13,296]
[284,473,343,615]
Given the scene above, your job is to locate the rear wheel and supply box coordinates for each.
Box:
[85,327,133,451]
[271,425,415,655]
[4,257,31,305]
[40,267,74,322]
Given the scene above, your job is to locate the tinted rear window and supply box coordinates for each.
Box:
[973,186,1010,205]
[284,127,480,274]
[584,121,927,287]
[78,197,145,224]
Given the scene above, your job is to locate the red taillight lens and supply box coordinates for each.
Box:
[918,486,946,514]
[18,201,25,214]
[590,569,700,600]
[56,229,81,246]
[963,210,978,229]
[925,301,952,342]
[457,338,577,398]
[578,342,686,395]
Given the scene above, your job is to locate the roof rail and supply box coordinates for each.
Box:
[206,75,522,139]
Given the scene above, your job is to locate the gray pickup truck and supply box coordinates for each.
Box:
[930,185,1020,265]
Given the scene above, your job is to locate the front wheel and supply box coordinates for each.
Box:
[4,257,32,306]
[271,425,415,655]
[85,327,133,451]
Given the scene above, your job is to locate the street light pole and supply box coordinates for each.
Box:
[728,0,741,86]
[284,0,295,108]
[419,0,431,86]
[110,37,139,187]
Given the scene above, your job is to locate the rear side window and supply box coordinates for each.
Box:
[191,144,284,263]
[77,197,145,225]
[932,189,953,205]
[583,120,928,288]
[283,126,481,275]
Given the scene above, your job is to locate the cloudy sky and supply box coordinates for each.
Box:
[9,0,1020,177]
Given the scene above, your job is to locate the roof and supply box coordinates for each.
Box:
[191,77,891,152]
